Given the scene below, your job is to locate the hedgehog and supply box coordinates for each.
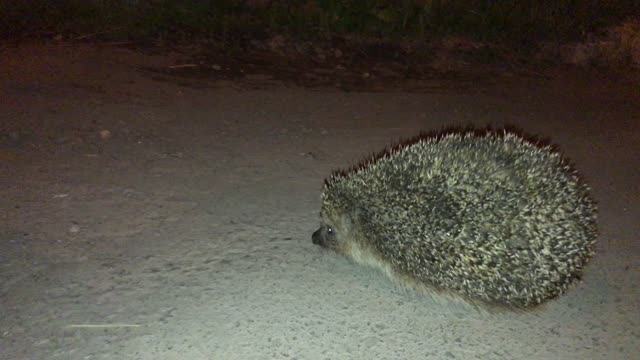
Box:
[312,131,597,308]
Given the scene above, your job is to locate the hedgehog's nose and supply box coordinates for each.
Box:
[312,228,323,246]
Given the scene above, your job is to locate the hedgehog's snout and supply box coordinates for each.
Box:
[312,227,324,246]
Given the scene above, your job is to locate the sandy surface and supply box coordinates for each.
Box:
[1,43,639,360]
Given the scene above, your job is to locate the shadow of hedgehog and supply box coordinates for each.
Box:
[312,131,597,309]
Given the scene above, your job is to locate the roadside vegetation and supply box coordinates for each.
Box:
[1,1,636,43]
[1,1,639,71]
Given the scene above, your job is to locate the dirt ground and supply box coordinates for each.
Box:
[1,43,639,360]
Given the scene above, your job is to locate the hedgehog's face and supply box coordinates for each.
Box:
[312,223,339,249]
[311,211,349,253]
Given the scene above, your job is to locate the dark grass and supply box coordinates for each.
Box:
[1,0,638,46]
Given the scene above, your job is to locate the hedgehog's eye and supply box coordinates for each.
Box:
[326,226,334,236]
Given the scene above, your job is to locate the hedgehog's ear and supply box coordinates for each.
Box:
[352,206,363,220]
[344,206,363,228]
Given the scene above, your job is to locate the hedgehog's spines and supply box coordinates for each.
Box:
[315,130,597,308]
